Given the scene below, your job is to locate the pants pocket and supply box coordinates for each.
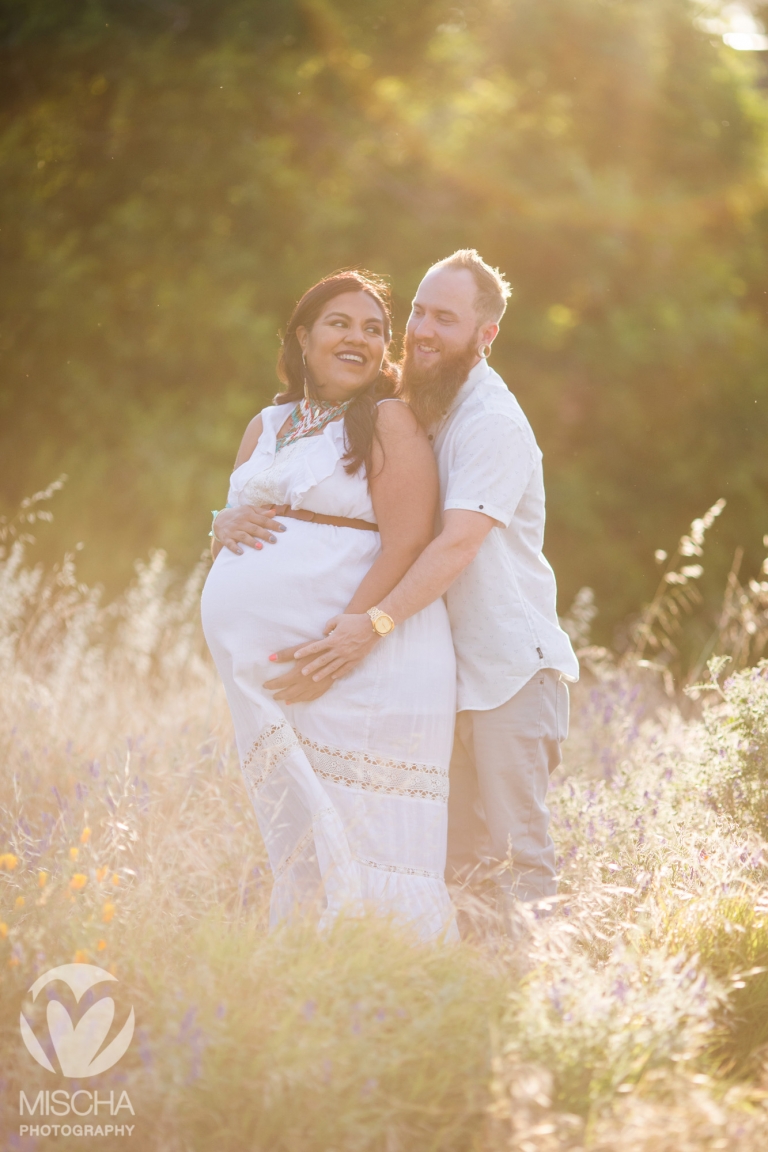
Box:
[556,677,570,743]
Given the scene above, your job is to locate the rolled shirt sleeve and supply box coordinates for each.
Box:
[442,413,537,528]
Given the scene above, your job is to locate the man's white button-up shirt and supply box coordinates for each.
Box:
[432,358,579,712]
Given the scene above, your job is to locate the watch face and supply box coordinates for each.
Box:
[374,616,394,635]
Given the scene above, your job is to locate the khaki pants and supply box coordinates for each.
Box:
[446,669,569,903]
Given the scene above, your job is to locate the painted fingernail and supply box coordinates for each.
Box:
[268,654,277,662]
[268,535,277,544]
[255,541,263,550]
[236,546,243,555]
[278,525,287,531]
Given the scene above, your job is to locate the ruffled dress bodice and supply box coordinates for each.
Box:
[228,403,375,523]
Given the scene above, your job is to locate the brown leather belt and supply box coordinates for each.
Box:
[273,505,379,532]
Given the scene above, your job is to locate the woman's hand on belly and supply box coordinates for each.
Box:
[213,505,286,554]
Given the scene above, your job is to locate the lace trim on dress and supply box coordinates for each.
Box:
[274,823,316,880]
[299,735,449,802]
[356,857,441,880]
[241,437,305,509]
[240,722,448,803]
[241,721,299,793]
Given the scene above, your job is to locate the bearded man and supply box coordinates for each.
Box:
[267,249,579,912]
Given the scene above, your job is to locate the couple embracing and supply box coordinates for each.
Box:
[201,249,578,941]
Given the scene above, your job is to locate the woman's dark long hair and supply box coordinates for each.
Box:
[273,270,399,475]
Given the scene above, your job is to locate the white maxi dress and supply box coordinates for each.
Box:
[201,401,458,941]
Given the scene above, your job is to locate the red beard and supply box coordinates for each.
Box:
[399,332,479,429]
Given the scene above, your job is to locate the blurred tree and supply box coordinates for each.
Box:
[1,0,767,646]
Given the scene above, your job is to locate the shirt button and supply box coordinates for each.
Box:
[479,504,484,509]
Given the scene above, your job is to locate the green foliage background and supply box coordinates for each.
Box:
[2,0,768,641]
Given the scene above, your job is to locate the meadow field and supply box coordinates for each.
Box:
[4,3,768,1148]
[2,493,768,1152]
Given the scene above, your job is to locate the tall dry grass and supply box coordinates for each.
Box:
[2,488,768,1151]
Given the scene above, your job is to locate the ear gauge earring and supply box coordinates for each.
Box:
[478,344,492,359]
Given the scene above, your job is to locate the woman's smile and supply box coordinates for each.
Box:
[335,349,366,365]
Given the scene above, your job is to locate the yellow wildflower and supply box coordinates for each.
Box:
[96,866,108,883]
[15,896,24,909]
[111,873,120,885]
[73,950,89,963]
[96,939,107,951]
[0,853,18,871]
[0,922,7,938]
[102,902,115,923]
[8,955,19,967]
[38,871,47,887]
[69,847,79,862]
[70,874,88,891]
[80,827,91,845]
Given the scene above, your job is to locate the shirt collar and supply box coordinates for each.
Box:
[446,356,491,417]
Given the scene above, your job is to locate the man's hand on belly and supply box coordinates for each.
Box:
[263,652,334,704]
[289,614,379,682]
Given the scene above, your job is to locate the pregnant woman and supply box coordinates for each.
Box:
[201,271,457,941]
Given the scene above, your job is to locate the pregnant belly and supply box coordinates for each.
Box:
[201,519,380,666]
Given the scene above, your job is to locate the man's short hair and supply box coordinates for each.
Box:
[429,249,512,324]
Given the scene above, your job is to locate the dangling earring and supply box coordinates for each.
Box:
[302,350,311,402]
[478,344,492,359]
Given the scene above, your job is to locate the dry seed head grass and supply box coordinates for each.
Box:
[2,498,768,1148]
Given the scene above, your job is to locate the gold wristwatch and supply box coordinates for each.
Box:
[367,607,395,637]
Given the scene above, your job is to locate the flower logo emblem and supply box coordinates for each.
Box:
[20,963,135,1077]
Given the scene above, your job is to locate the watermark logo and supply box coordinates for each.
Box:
[20,963,135,1077]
